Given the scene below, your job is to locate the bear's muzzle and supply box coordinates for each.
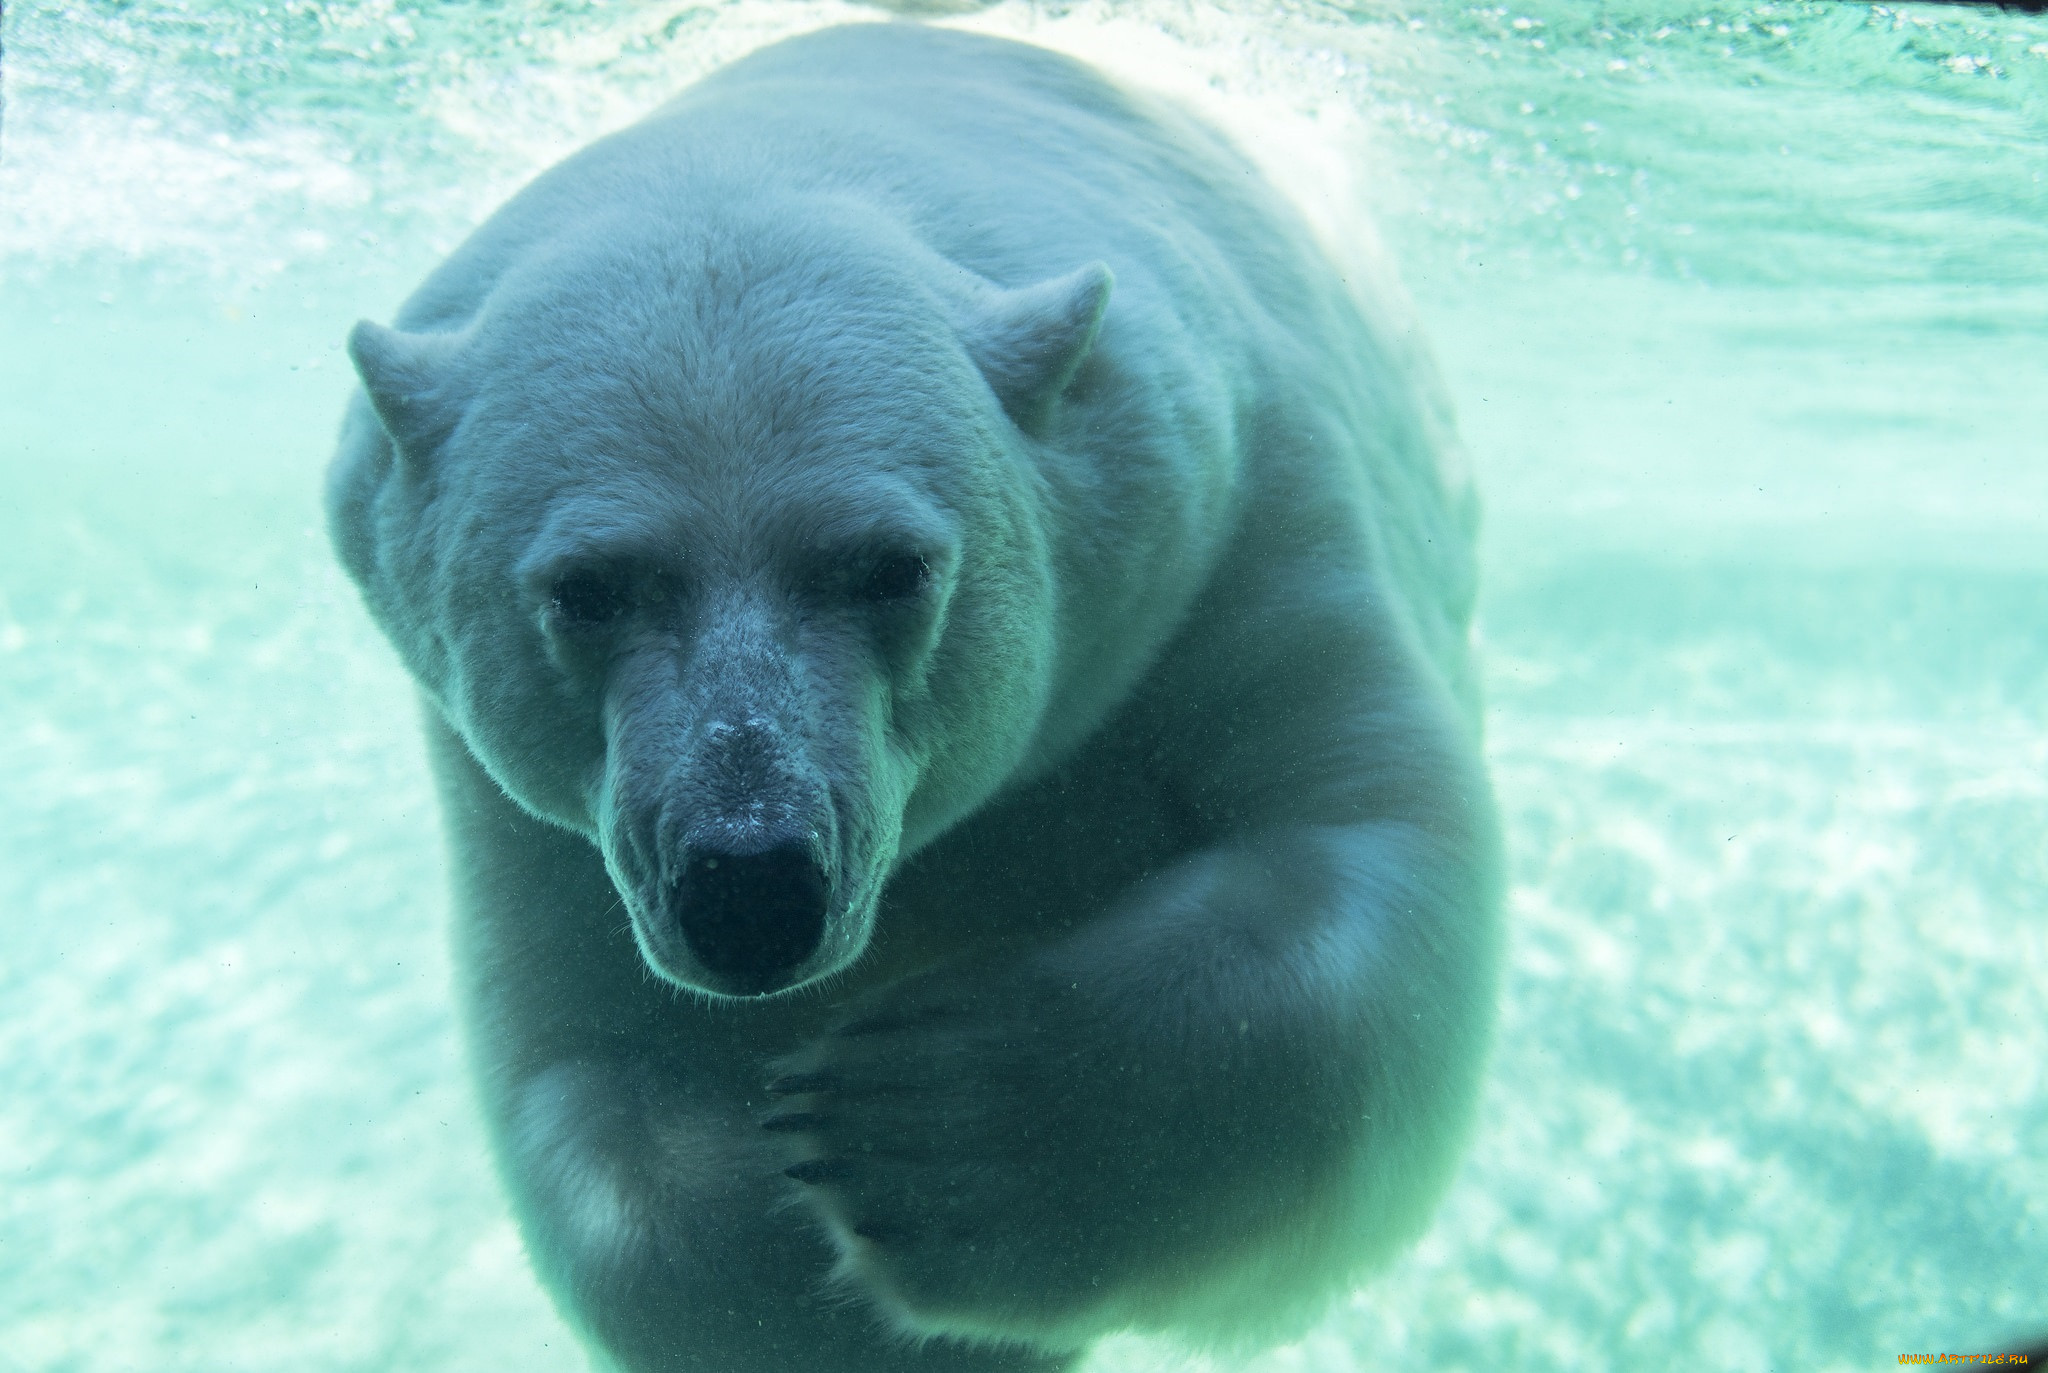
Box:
[665,832,831,997]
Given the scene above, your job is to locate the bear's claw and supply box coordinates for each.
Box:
[850,1221,913,1244]
[784,1157,856,1184]
[766,1071,838,1096]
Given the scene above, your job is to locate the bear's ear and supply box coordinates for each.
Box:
[961,262,1114,434]
[346,320,468,463]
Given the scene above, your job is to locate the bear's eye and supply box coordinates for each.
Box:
[549,570,630,627]
[857,552,931,604]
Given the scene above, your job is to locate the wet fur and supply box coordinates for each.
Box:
[329,24,1500,1372]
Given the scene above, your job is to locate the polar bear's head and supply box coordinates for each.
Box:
[329,212,1111,998]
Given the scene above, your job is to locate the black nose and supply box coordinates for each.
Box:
[670,838,829,995]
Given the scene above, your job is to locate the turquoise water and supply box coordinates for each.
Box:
[3,1,2044,1369]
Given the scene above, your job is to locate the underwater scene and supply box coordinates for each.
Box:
[2,0,2044,1369]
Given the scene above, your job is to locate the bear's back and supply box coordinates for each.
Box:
[681,26,1480,715]
[393,23,1481,722]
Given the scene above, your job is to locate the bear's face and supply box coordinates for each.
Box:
[333,225,1110,997]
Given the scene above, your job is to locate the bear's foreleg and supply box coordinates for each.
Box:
[771,779,1500,1351]
[495,1056,1080,1373]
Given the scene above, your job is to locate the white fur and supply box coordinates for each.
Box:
[330,25,1500,1373]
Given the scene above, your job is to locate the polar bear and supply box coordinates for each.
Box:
[327,22,1499,1373]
